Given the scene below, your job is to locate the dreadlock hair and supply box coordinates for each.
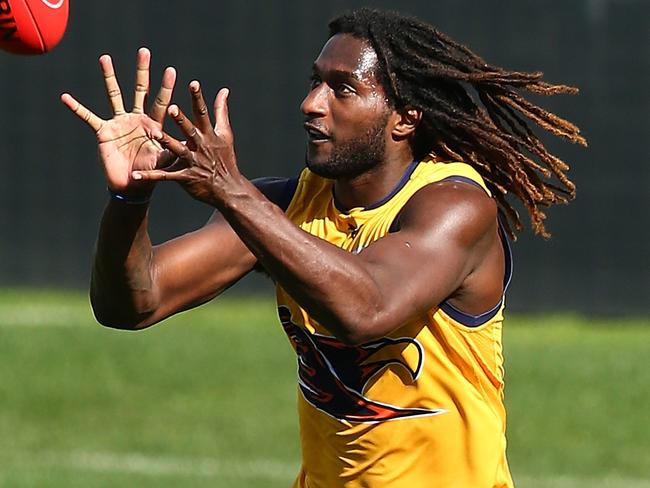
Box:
[329,8,587,238]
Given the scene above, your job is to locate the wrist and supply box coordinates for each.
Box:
[107,186,153,205]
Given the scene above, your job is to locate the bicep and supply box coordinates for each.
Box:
[356,184,497,331]
[358,226,471,324]
[146,212,257,324]
[140,176,297,325]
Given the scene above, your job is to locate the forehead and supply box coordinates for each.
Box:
[313,33,379,82]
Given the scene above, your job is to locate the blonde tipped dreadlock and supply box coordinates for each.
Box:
[330,8,587,238]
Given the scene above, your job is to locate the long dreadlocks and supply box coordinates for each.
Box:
[329,8,587,238]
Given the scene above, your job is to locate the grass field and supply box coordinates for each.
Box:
[0,290,648,487]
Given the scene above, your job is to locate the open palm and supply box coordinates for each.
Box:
[95,112,166,190]
[61,48,176,193]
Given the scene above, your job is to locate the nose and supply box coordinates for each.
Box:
[300,83,328,118]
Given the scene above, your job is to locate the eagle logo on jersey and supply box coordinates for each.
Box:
[278,306,446,423]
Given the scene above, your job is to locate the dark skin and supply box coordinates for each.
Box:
[62,35,504,344]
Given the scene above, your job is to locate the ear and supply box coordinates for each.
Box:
[391,107,422,139]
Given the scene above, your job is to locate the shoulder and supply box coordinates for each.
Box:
[398,179,498,245]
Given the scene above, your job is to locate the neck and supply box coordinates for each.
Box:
[333,148,415,211]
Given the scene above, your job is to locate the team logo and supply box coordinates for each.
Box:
[278,306,446,423]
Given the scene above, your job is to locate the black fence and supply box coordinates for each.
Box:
[0,0,648,314]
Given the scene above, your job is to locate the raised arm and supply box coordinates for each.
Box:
[90,178,288,330]
[134,84,505,344]
[62,49,293,329]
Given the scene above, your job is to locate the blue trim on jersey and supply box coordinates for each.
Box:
[439,175,483,189]
[278,177,299,212]
[333,160,419,213]
[440,300,504,327]
[440,220,513,327]
[501,219,514,294]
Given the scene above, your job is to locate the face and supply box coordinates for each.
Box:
[301,34,393,179]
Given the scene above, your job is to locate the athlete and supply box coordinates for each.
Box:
[61,8,586,488]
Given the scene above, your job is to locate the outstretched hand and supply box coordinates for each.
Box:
[61,48,177,196]
[132,82,244,207]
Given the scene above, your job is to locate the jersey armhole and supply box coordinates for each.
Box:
[387,174,513,327]
[253,176,300,212]
[439,221,513,327]
[250,176,299,276]
[277,177,300,212]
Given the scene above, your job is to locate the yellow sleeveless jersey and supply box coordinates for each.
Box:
[276,159,514,488]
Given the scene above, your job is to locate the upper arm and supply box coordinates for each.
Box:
[354,181,502,335]
[142,176,298,326]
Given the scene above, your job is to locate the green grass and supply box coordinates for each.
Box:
[0,290,648,487]
[505,315,650,487]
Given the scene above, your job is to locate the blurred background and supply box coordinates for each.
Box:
[0,1,649,487]
[0,0,647,313]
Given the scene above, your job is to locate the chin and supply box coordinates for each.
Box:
[305,145,329,165]
[305,148,332,177]
[305,158,335,179]
[304,134,386,180]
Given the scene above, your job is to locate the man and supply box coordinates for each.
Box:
[62,8,585,488]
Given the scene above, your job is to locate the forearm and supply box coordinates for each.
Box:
[218,179,385,344]
[91,200,159,328]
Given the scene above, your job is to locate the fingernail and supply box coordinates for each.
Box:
[132,173,142,180]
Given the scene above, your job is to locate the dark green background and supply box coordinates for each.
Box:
[0,0,648,313]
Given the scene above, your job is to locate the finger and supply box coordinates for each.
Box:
[158,157,186,173]
[156,139,188,169]
[188,81,212,133]
[168,104,200,144]
[60,93,105,133]
[156,149,177,169]
[149,66,177,124]
[152,126,192,160]
[99,54,126,115]
[132,168,188,182]
[213,88,231,134]
[132,47,150,114]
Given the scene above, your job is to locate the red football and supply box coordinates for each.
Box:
[0,0,69,55]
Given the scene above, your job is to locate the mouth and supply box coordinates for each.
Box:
[303,122,331,143]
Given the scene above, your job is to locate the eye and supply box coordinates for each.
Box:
[335,83,356,97]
